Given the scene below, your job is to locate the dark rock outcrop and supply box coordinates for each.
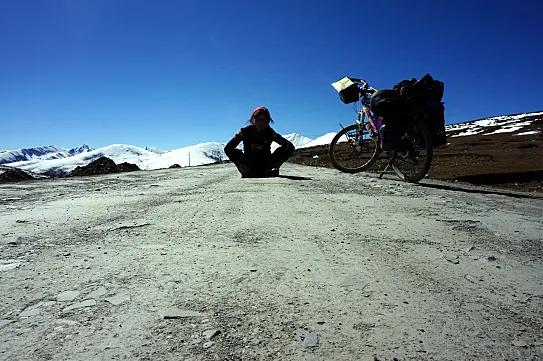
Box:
[0,165,35,182]
[118,162,141,172]
[69,157,140,177]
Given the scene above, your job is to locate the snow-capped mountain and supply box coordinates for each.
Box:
[0,144,94,165]
[7,144,157,177]
[298,133,338,148]
[447,111,543,137]
[0,145,65,164]
[4,133,313,177]
[69,144,94,156]
[145,146,167,154]
[141,142,227,170]
[270,133,313,151]
[284,133,313,148]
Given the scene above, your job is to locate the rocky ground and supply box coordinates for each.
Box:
[1,163,542,360]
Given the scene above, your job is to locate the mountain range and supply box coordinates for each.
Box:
[1,112,541,178]
[0,133,313,177]
[0,145,94,165]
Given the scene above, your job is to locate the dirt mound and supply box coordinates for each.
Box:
[289,118,543,193]
[69,157,140,177]
[118,162,141,172]
[0,165,35,183]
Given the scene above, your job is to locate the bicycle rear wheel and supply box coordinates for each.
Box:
[329,124,380,173]
[390,118,433,183]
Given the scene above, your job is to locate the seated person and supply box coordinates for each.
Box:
[224,106,295,178]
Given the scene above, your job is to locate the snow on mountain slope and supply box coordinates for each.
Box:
[0,144,94,164]
[145,146,167,154]
[0,145,66,164]
[447,111,543,137]
[7,144,157,176]
[141,142,227,170]
[298,133,339,148]
[271,133,313,151]
[5,142,229,176]
[284,133,313,148]
[69,144,94,156]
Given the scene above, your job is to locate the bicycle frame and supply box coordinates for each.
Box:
[355,94,379,139]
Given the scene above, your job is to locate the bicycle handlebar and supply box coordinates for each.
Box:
[349,78,368,87]
[349,77,377,95]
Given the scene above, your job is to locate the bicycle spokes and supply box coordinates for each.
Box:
[329,124,380,173]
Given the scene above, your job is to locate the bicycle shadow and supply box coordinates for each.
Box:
[414,181,541,200]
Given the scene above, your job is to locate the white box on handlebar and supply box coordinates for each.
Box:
[331,76,355,92]
[332,77,360,104]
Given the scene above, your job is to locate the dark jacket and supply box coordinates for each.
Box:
[224,125,294,161]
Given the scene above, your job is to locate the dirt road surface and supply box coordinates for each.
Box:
[1,163,542,361]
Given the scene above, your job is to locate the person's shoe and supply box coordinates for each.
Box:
[269,161,282,169]
[267,168,279,177]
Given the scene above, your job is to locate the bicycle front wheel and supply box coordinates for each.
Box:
[329,124,380,173]
[390,118,433,183]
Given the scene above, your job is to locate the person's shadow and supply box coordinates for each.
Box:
[240,171,312,181]
[275,175,312,181]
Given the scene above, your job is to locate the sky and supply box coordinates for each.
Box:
[1,0,542,151]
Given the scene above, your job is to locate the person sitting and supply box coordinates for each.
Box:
[224,106,295,178]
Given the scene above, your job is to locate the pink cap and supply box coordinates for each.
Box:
[252,106,270,118]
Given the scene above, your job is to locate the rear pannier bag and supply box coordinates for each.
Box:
[423,101,447,147]
[370,89,414,151]
[393,73,447,148]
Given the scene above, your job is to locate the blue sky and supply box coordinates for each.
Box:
[1,0,542,151]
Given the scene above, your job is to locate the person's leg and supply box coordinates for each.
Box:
[225,148,243,166]
[227,151,266,178]
[225,148,250,176]
[268,145,294,170]
[243,157,267,178]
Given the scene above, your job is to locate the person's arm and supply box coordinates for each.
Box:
[224,129,243,157]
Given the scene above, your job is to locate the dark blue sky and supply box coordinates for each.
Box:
[1,0,542,150]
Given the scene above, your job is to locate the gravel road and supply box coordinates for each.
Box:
[1,163,542,360]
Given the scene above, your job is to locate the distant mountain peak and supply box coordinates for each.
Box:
[446,110,543,138]
[0,145,65,165]
[283,133,313,147]
[68,144,94,156]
